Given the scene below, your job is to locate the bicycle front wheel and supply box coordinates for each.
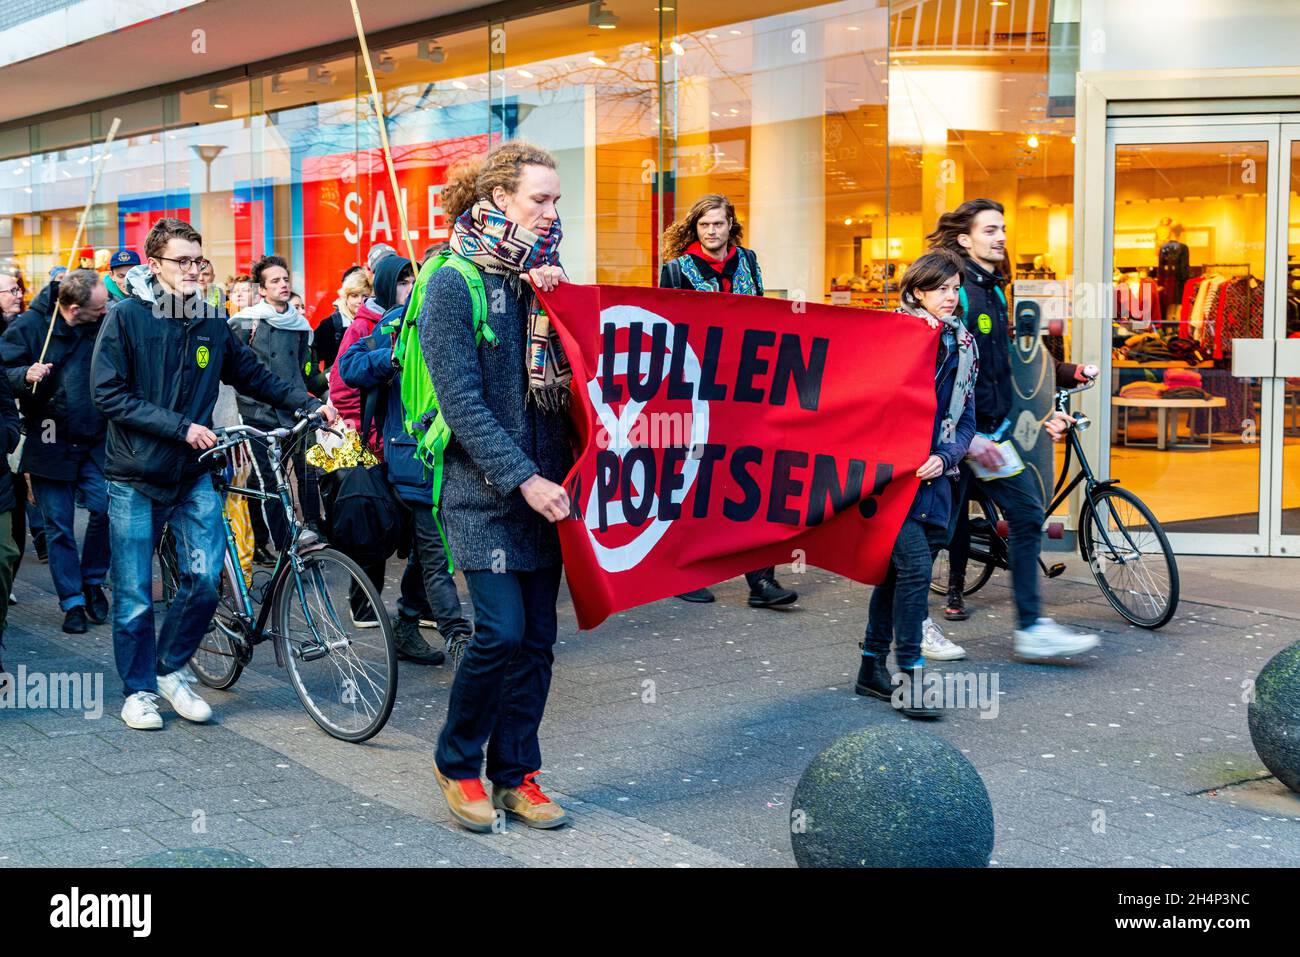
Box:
[160,526,243,690]
[274,547,397,743]
[1080,485,1179,629]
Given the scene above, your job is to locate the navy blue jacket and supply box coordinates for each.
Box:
[910,325,976,530]
[336,305,431,507]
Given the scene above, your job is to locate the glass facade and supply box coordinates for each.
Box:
[0,0,1077,328]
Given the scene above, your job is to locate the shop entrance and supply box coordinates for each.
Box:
[1103,115,1300,557]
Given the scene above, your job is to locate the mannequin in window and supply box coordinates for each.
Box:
[1157,223,1190,319]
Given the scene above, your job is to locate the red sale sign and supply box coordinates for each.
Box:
[536,284,940,630]
[300,134,488,321]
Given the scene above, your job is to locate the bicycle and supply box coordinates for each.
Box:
[159,410,398,742]
[930,376,1180,629]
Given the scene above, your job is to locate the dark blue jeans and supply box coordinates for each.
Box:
[108,475,225,697]
[30,451,110,612]
[949,464,1043,629]
[436,564,562,787]
[864,518,949,671]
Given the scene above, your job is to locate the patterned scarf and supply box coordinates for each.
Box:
[451,200,571,410]
[898,302,979,474]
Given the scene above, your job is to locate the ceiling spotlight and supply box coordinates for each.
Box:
[417,40,446,63]
[451,80,469,90]
[669,39,685,55]
[307,65,334,86]
[517,69,534,79]
[375,52,396,73]
[589,1,619,29]
[1027,134,1039,148]
[209,90,231,110]
[269,73,286,94]
[588,55,607,66]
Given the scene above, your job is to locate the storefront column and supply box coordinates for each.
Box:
[921,135,963,235]
[748,23,825,301]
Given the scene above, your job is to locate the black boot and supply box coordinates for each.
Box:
[253,543,278,567]
[895,665,943,720]
[854,655,894,700]
[944,586,968,621]
[62,606,88,635]
[748,577,798,608]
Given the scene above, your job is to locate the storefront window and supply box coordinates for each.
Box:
[1109,140,1269,535]
[1283,139,1300,536]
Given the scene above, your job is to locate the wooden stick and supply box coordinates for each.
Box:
[349,0,419,267]
[33,116,121,386]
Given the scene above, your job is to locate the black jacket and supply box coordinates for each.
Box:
[0,309,106,481]
[960,257,1013,434]
[233,319,313,428]
[91,279,321,503]
[0,365,20,514]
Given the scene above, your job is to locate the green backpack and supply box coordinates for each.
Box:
[393,249,498,571]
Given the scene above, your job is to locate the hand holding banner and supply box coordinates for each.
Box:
[537,284,940,630]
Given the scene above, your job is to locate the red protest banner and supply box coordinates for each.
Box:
[536,283,940,630]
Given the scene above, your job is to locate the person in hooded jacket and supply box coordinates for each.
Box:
[337,254,470,666]
[329,256,413,438]
[230,254,321,562]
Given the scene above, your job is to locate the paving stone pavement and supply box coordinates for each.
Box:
[1,547,1298,868]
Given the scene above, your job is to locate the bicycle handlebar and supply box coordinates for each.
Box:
[197,408,331,466]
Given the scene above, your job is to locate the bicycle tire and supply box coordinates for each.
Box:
[274,547,397,743]
[159,526,244,690]
[930,498,999,597]
[1079,485,1179,629]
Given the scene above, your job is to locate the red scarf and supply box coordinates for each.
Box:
[685,241,738,293]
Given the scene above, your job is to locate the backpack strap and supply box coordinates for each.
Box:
[439,252,496,348]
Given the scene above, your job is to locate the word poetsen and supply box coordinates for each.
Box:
[586,320,895,529]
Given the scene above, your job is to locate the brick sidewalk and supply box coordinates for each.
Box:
[2,550,1298,867]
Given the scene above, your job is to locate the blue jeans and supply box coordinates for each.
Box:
[30,452,110,612]
[435,565,562,786]
[108,476,225,697]
[949,465,1043,629]
[864,518,949,671]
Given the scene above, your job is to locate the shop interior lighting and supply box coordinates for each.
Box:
[451,80,469,90]
[417,40,446,63]
[269,74,286,94]
[1027,135,1039,148]
[307,65,334,86]
[588,55,607,65]
[589,2,619,29]
[375,52,396,73]
[670,39,685,55]
[517,69,534,78]
[209,90,231,110]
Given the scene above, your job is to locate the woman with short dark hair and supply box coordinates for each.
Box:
[854,249,977,719]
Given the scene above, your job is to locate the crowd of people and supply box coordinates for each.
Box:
[0,139,1106,833]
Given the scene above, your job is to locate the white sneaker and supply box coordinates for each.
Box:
[156,669,213,722]
[921,617,967,661]
[1014,618,1100,660]
[121,691,164,730]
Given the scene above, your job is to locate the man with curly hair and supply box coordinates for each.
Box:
[657,195,798,610]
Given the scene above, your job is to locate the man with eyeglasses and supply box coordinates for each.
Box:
[91,217,337,731]
[0,269,111,636]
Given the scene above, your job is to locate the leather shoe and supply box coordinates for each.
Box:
[748,577,798,608]
[394,617,445,665]
[62,606,88,634]
[676,587,716,603]
[253,544,278,567]
[83,584,109,624]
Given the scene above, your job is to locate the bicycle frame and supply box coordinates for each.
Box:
[207,427,334,668]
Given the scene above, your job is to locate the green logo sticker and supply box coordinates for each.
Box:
[196,345,210,369]
[977,312,993,335]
